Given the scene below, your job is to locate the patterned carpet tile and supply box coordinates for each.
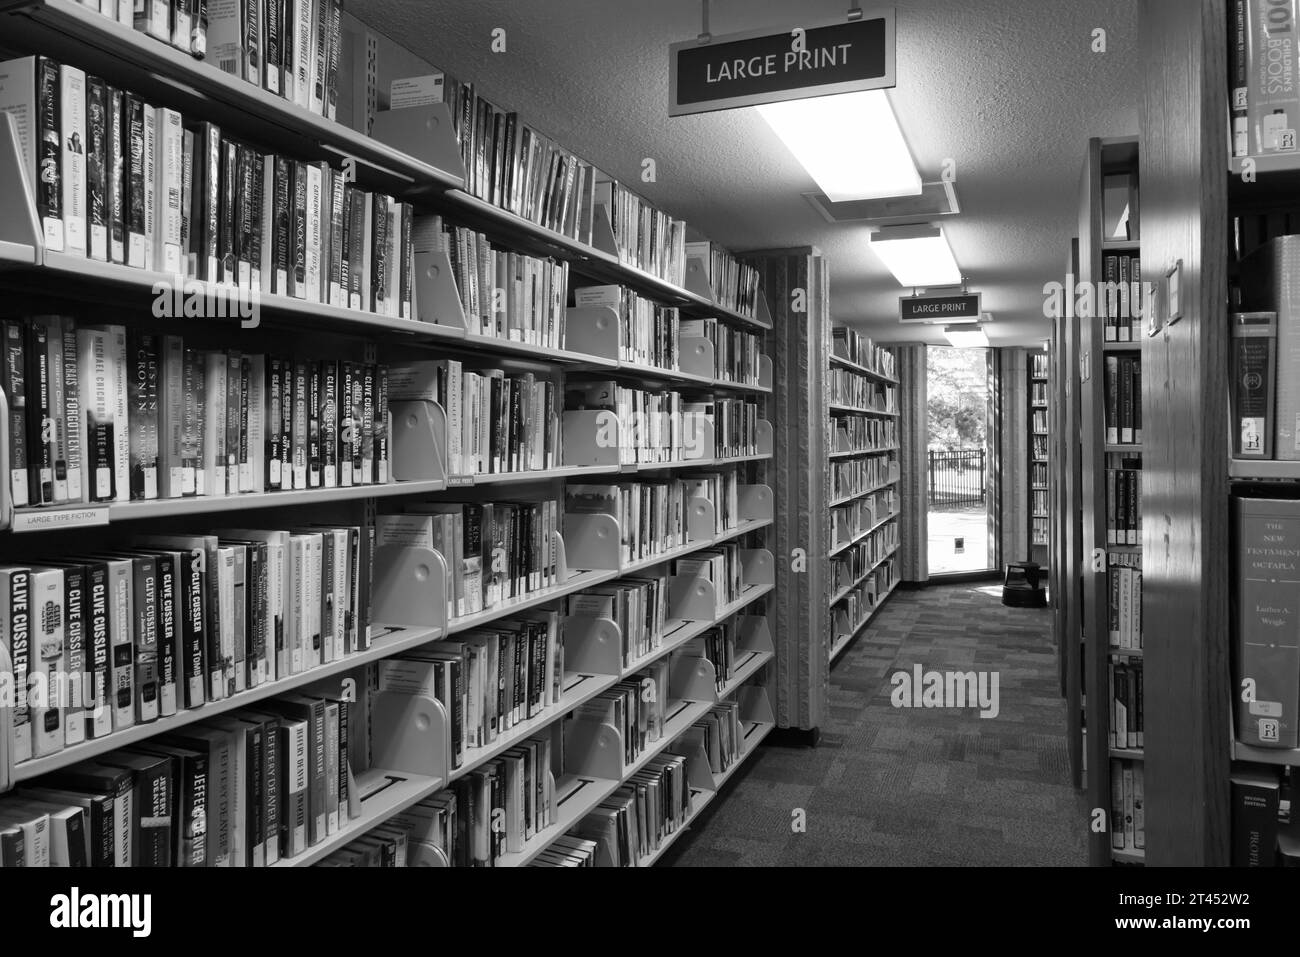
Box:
[663,583,1087,867]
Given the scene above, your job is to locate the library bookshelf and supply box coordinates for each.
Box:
[1059,136,1145,866]
[827,327,900,666]
[0,0,783,868]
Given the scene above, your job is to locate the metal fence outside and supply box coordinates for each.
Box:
[928,449,986,509]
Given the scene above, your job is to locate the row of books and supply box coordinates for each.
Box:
[1104,353,1142,445]
[1031,352,1050,379]
[1109,758,1146,854]
[831,328,896,380]
[376,614,563,769]
[831,523,899,597]
[567,574,670,669]
[1229,0,1300,157]
[599,179,688,287]
[1031,381,1048,406]
[564,381,763,463]
[388,360,560,480]
[570,753,692,866]
[1105,456,1142,545]
[569,662,670,767]
[685,622,746,693]
[1,687,356,866]
[1101,254,1143,342]
[567,481,687,567]
[831,490,897,551]
[1032,434,1049,460]
[832,416,897,453]
[832,559,896,638]
[1108,554,1143,650]
[1032,489,1048,517]
[573,285,680,371]
[680,317,767,387]
[376,499,562,622]
[1032,462,1048,488]
[5,523,372,765]
[396,73,603,248]
[830,368,898,413]
[1109,659,1143,751]
[831,455,896,501]
[0,57,415,318]
[1,319,392,507]
[371,736,555,867]
[674,543,748,614]
[1231,766,1300,866]
[1032,409,1048,434]
[1031,517,1049,547]
[684,241,761,319]
[99,0,345,121]
[416,216,569,347]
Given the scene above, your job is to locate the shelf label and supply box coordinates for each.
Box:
[12,505,110,532]
[669,12,894,116]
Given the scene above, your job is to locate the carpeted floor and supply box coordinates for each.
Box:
[660,582,1091,866]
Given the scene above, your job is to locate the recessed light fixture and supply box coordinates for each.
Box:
[869,224,962,288]
[943,323,989,348]
[756,90,922,202]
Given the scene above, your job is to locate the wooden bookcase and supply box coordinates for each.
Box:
[826,327,901,667]
[0,0,786,867]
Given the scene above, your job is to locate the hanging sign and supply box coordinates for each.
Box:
[899,293,981,323]
[669,10,895,116]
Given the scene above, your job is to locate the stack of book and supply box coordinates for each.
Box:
[1109,758,1146,856]
[4,523,371,766]
[684,241,760,318]
[692,700,743,775]
[1108,553,1143,650]
[597,177,687,285]
[1101,254,1143,341]
[832,417,898,453]
[0,56,414,315]
[567,481,687,566]
[1,687,357,866]
[1103,354,1142,445]
[1108,658,1143,751]
[673,543,745,613]
[0,319,391,508]
[1105,454,1142,545]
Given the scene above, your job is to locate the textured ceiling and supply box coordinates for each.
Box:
[352,0,1141,346]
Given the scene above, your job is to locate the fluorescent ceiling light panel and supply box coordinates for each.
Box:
[943,324,989,348]
[756,90,921,202]
[870,224,962,287]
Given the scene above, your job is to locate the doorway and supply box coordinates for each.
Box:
[926,346,995,575]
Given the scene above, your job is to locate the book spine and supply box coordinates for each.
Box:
[329,167,345,306]
[371,193,388,314]
[238,357,251,492]
[279,356,294,488]
[6,570,32,764]
[1231,0,1249,157]
[360,364,374,484]
[40,317,68,503]
[128,332,160,501]
[104,560,134,731]
[4,323,29,509]
[107,85,125,264]
[156,108,184,274]
[63,566,88,745]
[26,320,52,505]
[36,57,64,253]
[204,352,227,497]
[219,140,238,283]
[1232,312,1276,458]
[155,552,178,717]
[326,0,341,121]
[225,351,241,492]
[181,349,201,495]
[320,361,337,488]
[180,545,206,708]
[292,359,308,489]
[130,557,159,724]
[267,357,283,490]
[59,65,86,257]
[339,362,355,487]
[60,319,83,503]
[307,361,321,488]
[291,161,307,298]
[305,163,323,302]
[376,364,388,484]
[159,336,184,498]
[264,0,282,95]
[142,103,156,270]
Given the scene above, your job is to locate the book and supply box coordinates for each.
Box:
[1231,767,1280,866]
[1231,312,1277,458]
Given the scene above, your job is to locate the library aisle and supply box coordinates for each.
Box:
[662,584,1088,867]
